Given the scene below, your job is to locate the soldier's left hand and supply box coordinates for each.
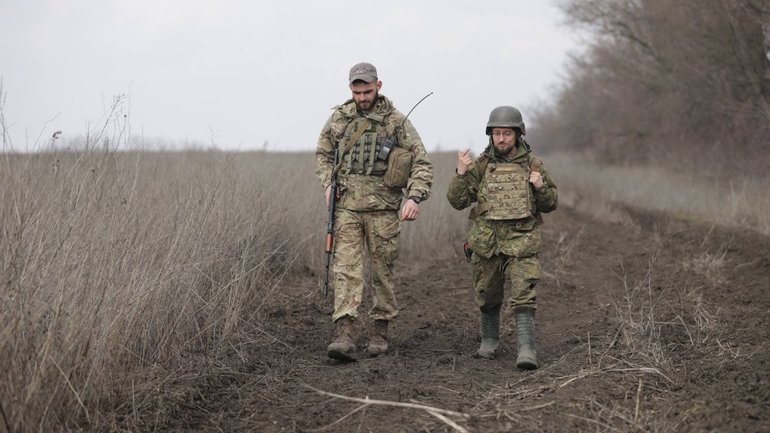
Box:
[529,172,544,189]
[400,199,420,221]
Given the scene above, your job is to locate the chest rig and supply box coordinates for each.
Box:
[339,115,392,176]
[476,160,534,220]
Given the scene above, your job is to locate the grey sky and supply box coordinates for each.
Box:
[1,0,578,152]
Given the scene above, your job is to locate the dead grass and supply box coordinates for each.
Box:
[468,202,743,432]
[0,148,474,431]
[0,148,324,431]
[547,152,770,235]
[1,141,763,431]
[544,226,584,287]
[399,152,470,263]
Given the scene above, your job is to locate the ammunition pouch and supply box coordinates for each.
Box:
[383,145,412,189]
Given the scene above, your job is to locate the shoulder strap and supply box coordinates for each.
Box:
[478,154,491,177]
[469,154,491,220]
[332,119,371,176]
[529,156,543,173]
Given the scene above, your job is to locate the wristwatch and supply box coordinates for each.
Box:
[409,196,422,204]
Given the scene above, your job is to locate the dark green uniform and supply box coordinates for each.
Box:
[446,140,557,312]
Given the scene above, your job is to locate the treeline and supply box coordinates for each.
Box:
[533,0,769,174]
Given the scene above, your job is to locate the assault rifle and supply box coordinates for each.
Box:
[323,148,340,298]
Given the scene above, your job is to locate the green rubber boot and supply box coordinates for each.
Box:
[475,308,500,359]
[515,306,538,370]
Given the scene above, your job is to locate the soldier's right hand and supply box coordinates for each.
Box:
[457,148,473,175]
[325,185,342,208]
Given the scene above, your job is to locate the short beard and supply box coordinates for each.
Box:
[356,91,379,111]
[494,140,517,158]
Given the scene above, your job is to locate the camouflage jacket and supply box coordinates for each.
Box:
[446,140,558,258]
[315,95,433,211]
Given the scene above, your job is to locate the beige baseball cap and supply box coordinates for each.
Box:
[348,62,378,84]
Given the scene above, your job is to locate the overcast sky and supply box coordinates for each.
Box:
[1,0,579,152]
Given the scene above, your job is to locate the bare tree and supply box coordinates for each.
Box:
[537,0,770,172]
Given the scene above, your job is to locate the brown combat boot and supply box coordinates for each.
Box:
[366,319,389,357]
[327,316,357,362]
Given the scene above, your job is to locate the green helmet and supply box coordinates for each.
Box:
[485,106,526,136]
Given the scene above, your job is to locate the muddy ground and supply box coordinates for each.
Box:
[136,204,769,432]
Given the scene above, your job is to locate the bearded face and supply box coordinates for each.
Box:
[491,128,517,158]
[350,80,382,112]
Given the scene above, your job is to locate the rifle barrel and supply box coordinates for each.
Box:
[322,149,340,298]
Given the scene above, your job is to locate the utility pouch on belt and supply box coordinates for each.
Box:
[383,144,412,188]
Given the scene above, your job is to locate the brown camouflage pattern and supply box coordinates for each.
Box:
[316,94,433,210]
[316,94,433,322]
[331,209,400,322]
[478,162,533,220]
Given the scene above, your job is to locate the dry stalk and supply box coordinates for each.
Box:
[634,378,642,423]
[568,386,675,433]
[303,384,470,432]
[49,355,90,423]
[0,397,10,433]
[563,412,620,432]
[558,366,671,389]
[425,410,469,433]
[481,400,556,419]
[521,401,556,411]
[676,315,695,346]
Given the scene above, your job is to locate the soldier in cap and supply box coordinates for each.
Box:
[316,62,433,361]
[446,106,557,369]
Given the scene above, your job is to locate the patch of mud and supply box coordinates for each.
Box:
[125,204,770,432]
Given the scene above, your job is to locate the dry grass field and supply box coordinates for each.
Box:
[1,149,768,432]
[0,150,318,430]
[545,153,770,235]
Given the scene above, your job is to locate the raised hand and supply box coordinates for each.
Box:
[457,148,473,175]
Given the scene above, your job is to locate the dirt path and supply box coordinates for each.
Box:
[155,205,770,432]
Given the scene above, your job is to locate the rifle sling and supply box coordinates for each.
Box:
[332,119,371,177]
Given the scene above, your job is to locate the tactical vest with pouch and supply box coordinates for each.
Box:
[476,160,534,220]
[340,117,389,176]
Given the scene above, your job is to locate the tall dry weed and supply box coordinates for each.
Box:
[546,152,770,235]
[399,152,470,263]
[0,147,470,430]
[0,148,322,430]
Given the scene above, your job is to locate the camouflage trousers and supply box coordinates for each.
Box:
[331,208,401,322]
[471,253,540,312]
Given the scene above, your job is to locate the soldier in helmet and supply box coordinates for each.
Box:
[446,106,557,369]
[316,62,433,362]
